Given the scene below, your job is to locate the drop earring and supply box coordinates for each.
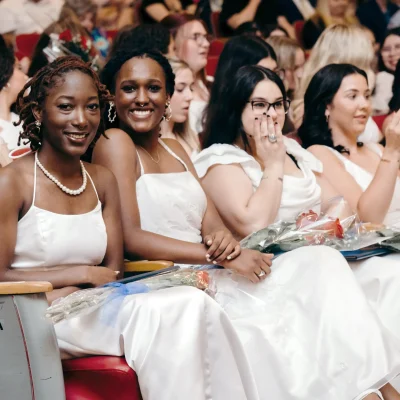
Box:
[108,101,117,123]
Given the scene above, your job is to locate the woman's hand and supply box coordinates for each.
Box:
[165,0,182,12]
[253,114,286,169]
[204,230,241,264]
[383,110,400,160]
[220,248,273,283]
[85,266,120,287]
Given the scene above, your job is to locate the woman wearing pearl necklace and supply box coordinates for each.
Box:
[0,56,272,400]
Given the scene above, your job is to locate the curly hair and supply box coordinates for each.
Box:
[297,63,368,152]
[15,55,113,151]
[0,44,15,91]
[101,47,175,129]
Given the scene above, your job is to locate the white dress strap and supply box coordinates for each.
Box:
[85,171,100,202]
[32,152,39,205]
[136,150,145,176]
[159,139,189,171]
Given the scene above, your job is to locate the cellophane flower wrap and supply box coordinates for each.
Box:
[240,197,389,254]
[46,269,210,324]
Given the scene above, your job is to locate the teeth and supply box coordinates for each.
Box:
[67,134,86,139]
[132,110,151,116]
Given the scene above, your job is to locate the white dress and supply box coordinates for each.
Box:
[135,140,400,399]
[13,160,260,400]
[194,139,400,356]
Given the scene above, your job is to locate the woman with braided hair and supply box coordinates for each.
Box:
[0,55,270,400]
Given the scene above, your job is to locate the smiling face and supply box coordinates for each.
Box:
[241,79,286,136]
[114,56,168,135]
[175,21,210,74]
[38,70,101,157]
[170,67,194,124]
[326,73,371,138]
[381,34,400,72]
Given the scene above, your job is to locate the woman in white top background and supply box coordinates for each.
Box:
[0,39,28,153]
[160,57,200,156]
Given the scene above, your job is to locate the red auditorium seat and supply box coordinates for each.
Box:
[293,20,305,47]
[206,56,219,77]
[63,356,142,400]
[16,33,41,59]
[372,114,388,132]
[209,39,225,57]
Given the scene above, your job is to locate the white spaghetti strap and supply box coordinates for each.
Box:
[32,152,38,205]
[354,389,384,400]
[158,139,189,171]
[136,150,145,176]
[86,171,100,202]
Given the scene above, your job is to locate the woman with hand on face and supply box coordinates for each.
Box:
[160,58,200,156]
[162,14,211,134]
[0,56,265,400]
[194,64,400,400]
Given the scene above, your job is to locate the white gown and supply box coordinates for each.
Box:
[12,160,262,400]
[136,140,400,399]
[194,139,400,348]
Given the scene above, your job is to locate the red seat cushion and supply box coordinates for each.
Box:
[206,56,219,77]
[63,356,142,400]
[209,39,225,57]
[372,114,388,132]
[16,34,41,59]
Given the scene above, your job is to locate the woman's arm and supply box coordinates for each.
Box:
[309,145,399,224]
[145,3,171,21]
[0,166,118,288]
[226,0,261,30]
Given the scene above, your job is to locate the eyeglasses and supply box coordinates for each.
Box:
[185,33,213,45]
[247,99,291,115]
[273,68,286,80]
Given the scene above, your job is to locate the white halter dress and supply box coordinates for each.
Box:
[133,140,400,399]
[14,159,259,400]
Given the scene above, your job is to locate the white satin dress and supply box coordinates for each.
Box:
[135,140,400,399]
[12,160,261,400]
[325,144,400,345]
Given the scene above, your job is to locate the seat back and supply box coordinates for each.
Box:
[16,33,41,59]
[293,20,305,47]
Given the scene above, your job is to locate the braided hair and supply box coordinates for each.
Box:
[15,56,113,151]
[101,47,175,129]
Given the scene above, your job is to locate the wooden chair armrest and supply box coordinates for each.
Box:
[0,281,53,295]
[124,260,174,273]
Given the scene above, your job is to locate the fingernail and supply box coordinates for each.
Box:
[255,117,258,120]
[227,256,231,260]
[206,254,210,259]
[267,114,270,118]
[207,240,212,245]
[263,112,267,115]
[213,261,218,265]
[114,271,119,275]
[275,122,278,125]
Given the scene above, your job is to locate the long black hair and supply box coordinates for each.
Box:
[297,63,368,151]
[202,65,287,150]
[202,36,277,139]
[389,59,400,112]
[378,28,400,73]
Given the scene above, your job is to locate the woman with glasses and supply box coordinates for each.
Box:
[162,13,211,134]
[194,64,400,400]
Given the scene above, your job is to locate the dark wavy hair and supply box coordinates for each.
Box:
[0,42,15,91]
[378,28,400,73]
[202,36,277,139]
[101,47,175,130]
[15,56,113,151]
[297,63,368,151]
[202,65,287,150]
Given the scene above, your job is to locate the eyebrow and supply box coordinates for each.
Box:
[120,78,163,85]
[251,96,284,102]
[56,95,99,101]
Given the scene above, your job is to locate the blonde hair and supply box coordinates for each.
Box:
[266,36,303,71]
[314,0,358,27]
[168,57,200,153]
[293,24,374,126]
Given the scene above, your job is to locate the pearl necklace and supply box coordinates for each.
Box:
[35,152,87,196]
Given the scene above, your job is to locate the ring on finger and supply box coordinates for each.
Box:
[268,134,277,143]
[256,270,266,278]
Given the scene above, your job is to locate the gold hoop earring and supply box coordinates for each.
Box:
[163,102,172,122]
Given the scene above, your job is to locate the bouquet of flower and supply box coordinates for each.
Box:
[46,268,210,324]
[240,200,389,256]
